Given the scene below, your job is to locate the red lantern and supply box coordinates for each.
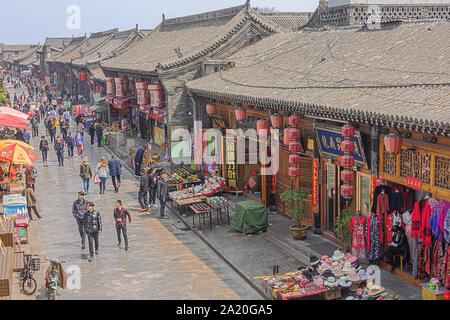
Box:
[206,104,216,116]
[289,154,301,166]
[384,134,403,155]
[289,167,300,178]
[289,115,300,127]
[115,77,127,97]
[257,120,271,137]
[341,125,355,138]
[235,107,246,122]
[341,170,355,182]
[149,84,164,107]
[79,72,87,81]
[283,128,291,146]
[270,113,283,129]
[341,185,354,198]
[106,77,115,96]
[341,140,355,153]
[136,82,149,105]
[288,128,301,140]
[341,155,355,168]
[289,141,301,153]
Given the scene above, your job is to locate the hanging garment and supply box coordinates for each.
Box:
[444,207,450,245]
[444,246,450,289]
[411,199,432,248]
[418,244,431,281]
[371,185,392,214]
[431,241,445,281]
[390,192,404,213]
[412,239,420,279]
[377,193,390,214]
[402,188,415,212]
[438,204,449,244]
[386,212,404,244]
[349,215,367,259]
[430,201,446,240]
[366,214,383,262]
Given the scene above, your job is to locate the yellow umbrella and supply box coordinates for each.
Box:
[0,143,39,165]
[0,139,34,150]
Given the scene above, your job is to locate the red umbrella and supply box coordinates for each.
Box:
[0,113,30,124]
[0,119,31,130]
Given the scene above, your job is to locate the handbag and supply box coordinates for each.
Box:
[93,174,101,185]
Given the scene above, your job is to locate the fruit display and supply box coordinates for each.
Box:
[169,176,226,201]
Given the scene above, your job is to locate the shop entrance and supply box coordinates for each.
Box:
[324,162,338,234]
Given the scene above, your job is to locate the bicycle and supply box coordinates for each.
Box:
[20,254,39,296]
[46,258,66,300]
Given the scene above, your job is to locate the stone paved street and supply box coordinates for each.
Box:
[10,110,262,300]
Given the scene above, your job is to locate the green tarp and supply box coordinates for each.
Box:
[231,200,268,234]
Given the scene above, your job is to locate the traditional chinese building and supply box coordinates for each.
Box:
[100,1,310,146]
[187,17,450,249]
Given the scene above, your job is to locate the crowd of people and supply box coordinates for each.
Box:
[1,71,172,263]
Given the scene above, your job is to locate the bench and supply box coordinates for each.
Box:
[0,247,14,297]
[13,251,24,273]
[0,220,14,248]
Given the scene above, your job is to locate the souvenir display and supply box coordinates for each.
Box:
[168,176,226,200]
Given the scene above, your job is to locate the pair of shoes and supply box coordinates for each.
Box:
[160,215,169,220]
[88,257,93,262]
[95,251,99,255]
[139,208,148,212]
[81,245,85,250]
[125,246,129,251]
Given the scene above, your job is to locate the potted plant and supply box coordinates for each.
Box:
[280,189,309,240]
[335,207,354,252]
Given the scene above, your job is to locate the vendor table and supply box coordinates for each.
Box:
[170,196,206,216]
[189,202,214,231]
[208,202,231,227]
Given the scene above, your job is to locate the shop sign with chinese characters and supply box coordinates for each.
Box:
[225,138,238,191]
[406,177,423,191]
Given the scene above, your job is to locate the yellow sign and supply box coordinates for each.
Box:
[153,126,165,147]
[307,139,314,151]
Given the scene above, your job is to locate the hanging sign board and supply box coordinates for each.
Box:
[314,124,368,169]
[406,177,423,191]
[225,138,238,191]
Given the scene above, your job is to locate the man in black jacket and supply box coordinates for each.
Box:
[39,136,49,165]
[83,202,102,262]
[157,173,169,219]
[377,225,408,272]
[72,192,87,249]
[114,200,131,251]
[95,122,103,147]
[138,168,150,212]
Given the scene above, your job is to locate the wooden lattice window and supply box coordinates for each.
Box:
[399,150,431,185]
[435,156,450,190]
[383,146,397,175]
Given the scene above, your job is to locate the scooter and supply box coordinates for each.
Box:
[46,259,65,300]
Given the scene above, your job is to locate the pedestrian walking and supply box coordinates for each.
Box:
[80,157,92,195]
[39,136,49,165]
[66,132,75,158]
[72,191,87,250]
[157,173,169,219]
[24,165,37,191]
[77,120,85,137]
[54,135,65,167]
[75,131,85,157]
[95,122,103,147]
[138,168,150,212]
[31,117,39,137]
[23,130,31,144]
[108,155,122,193]
[60,119,69,140]
[114,200,131,251]
[149,169,158,208]
[22,183,42,221]
[48,118,56,143]
[95,157,109,194]
[134,146,145,176]
[83,202,102,262]
[88,123,95,145]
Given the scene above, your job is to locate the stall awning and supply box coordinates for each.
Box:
[91,105,108,113]
[95,96,106,104]
[149,107,167,123]
[112,96,136,109]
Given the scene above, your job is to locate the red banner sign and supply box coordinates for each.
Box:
[406,177,423,191]
[312,159,319,213]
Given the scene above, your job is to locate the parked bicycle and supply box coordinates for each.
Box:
[20,254,40,295]
[46,258,66,300]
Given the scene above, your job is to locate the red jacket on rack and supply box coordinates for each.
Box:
[411,199,432,248]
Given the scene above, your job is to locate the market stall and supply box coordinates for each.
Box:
[256,251,399,300]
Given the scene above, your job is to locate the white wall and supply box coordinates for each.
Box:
[329,0,450,7]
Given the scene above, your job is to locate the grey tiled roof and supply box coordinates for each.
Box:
[73,28,141,66]
[44,37,72,49]
[101,5,283,73]
[1,44,33,52]
[49,36,86,62]
[50,29,117,64]
[187,20,450,134]
[261,12,313,31]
